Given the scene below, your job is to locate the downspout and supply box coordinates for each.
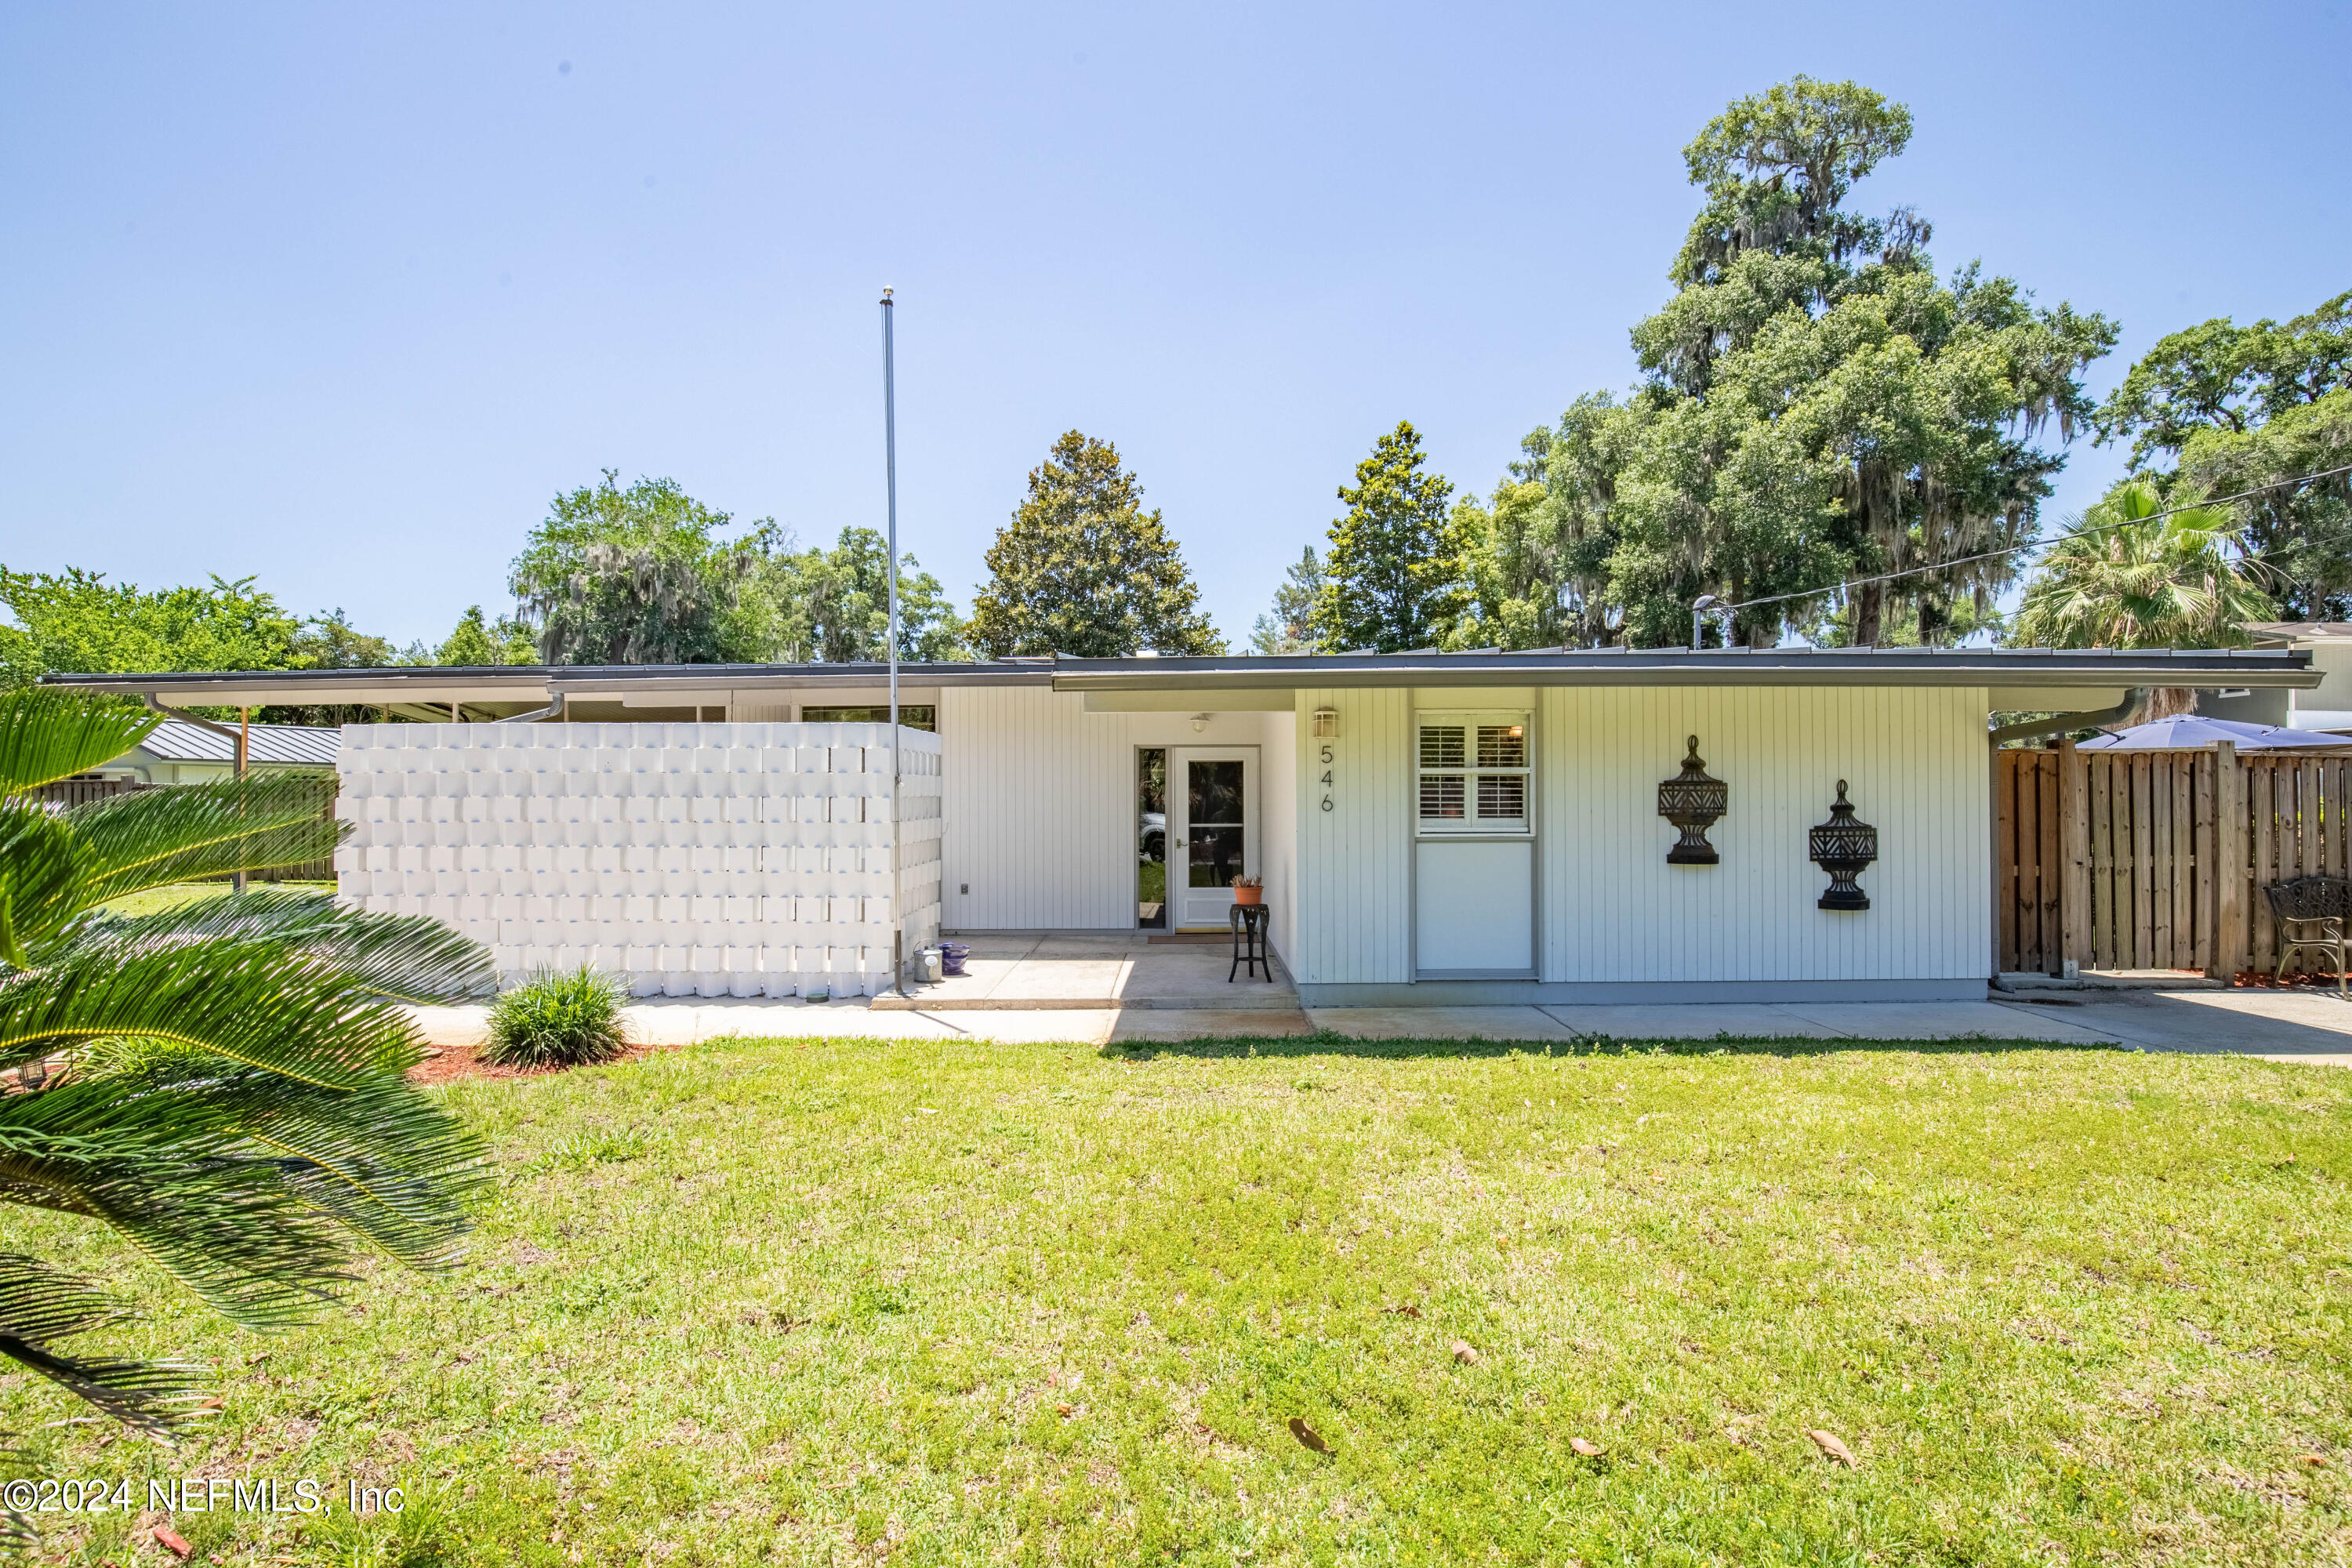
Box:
[1986,688,2147,749]
[495,691,566,724]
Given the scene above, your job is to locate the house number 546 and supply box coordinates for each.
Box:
[1319,744,1334,812]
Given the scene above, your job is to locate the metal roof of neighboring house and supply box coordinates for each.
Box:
[36,644,2322,706]
[2243,622,2352,641]
[132,720,342,767]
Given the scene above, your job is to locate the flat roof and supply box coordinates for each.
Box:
[38,660,1054,706]
[1049,646,2321,691]
[36,644,2319,706]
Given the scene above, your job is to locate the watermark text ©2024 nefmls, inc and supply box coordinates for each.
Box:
[5,1476,405,1515]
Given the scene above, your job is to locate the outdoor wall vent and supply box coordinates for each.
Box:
[1312,706,1338,739]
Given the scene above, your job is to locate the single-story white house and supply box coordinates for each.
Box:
[48,645,2319,1003]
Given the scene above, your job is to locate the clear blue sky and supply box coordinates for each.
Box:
[2,1,2345,652]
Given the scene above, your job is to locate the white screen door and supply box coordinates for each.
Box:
[1168,747,1258,929]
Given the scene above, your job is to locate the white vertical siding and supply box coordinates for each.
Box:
[1261,702,1300,967]
[936,684,1289,934]
[1294,686,1412,984]
[939,685,1133,931]
[1535,685,1989,982]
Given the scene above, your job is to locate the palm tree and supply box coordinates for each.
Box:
[0,689,491,1530]
[2009,478,2277,718]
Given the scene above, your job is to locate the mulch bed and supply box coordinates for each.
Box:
[406,1036,686,1087]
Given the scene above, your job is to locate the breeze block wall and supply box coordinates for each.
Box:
[333,722,943,998]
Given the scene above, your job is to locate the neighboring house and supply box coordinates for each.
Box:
[85,719,341,786]
[2198,624,2352,734]
[45,646,2318,1003]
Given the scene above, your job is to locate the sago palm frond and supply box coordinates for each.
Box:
[0,930,434,1085]
[0,802,86,963]
[0,1254,207,1435]
[0,690,156,797]
[81,888,495,1006]
[61,774,346,909]
[0,1065,482,1324]
[0,691,492,1466]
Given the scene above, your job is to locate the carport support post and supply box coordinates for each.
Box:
[2212,739,2245,980]
[2060,738,2089,975]
[234,706,250,896]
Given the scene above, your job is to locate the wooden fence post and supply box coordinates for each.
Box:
[2212,739,2244,981]
[2060,739,2089,973]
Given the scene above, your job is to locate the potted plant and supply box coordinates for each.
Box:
[1232,873,1264,906]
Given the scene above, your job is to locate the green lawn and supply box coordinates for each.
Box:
[95,880,337,918]
[5,1034,2349,1565]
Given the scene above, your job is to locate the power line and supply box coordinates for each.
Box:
[1711,460,2352,620]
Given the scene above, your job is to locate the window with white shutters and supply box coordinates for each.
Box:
[1415,713,1530,834]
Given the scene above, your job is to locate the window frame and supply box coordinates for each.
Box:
[1414,710,1533,837]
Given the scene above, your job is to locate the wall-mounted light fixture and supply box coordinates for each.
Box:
[1809,780,1878,910]
[1190,713,1210,733]
[1312,706,1338,739]
[1657,735,1727,865]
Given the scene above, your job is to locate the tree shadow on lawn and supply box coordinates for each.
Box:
[1102,1030,2138,1062]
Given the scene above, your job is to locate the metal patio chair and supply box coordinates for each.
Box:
[2263,874,2352,997]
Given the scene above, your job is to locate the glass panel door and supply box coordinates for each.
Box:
[1137,748,1167,929]
[1167,747,1258,928]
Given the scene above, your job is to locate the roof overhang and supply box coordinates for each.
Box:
[38,660,1057,706]
[1050,648,2322,694]
[38,648,2321,710]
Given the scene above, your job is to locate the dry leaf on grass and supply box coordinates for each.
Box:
[1806,1428,1857,1468]
[1382,1304,1422,1319]
[1054,1403,1074,1417]
[1570,1437,1605,1457]
[152,1526,192,1559]
[2303,1453,2330,1468]
[1288,1417,1330,1454]
[1450,1340,1481,1365]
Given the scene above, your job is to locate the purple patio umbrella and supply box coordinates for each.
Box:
[2076,715,2352,750]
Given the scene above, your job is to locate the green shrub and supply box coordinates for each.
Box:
[481,967,631,1069]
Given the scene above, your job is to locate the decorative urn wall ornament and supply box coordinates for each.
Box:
[1809,780,1878,910]
[1656,735,1728,865]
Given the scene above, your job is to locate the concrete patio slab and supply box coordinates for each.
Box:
[1306,1006,1581,1040]
[1775,1001,2119,1044]
[1536,1004,1846,1040]
[2006,989,2352,1063]
[1109,1007,1314,1041]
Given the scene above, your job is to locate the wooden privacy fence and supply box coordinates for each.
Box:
[1995,742,2352,977]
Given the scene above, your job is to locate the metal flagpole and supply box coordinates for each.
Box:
[881,287,902,993]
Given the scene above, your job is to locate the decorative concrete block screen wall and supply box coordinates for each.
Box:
[333,723,942,997]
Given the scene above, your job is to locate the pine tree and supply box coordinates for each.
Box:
[967,432,1221,658]
[435,605,536,666]
[1248,546,1324,653]
[1313,422,1463,652]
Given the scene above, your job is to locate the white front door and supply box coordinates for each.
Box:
[1168,747,1258,929]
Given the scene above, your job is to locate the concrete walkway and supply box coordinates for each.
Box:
[406,984,2352,1065]
[869,932,1298,1011]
